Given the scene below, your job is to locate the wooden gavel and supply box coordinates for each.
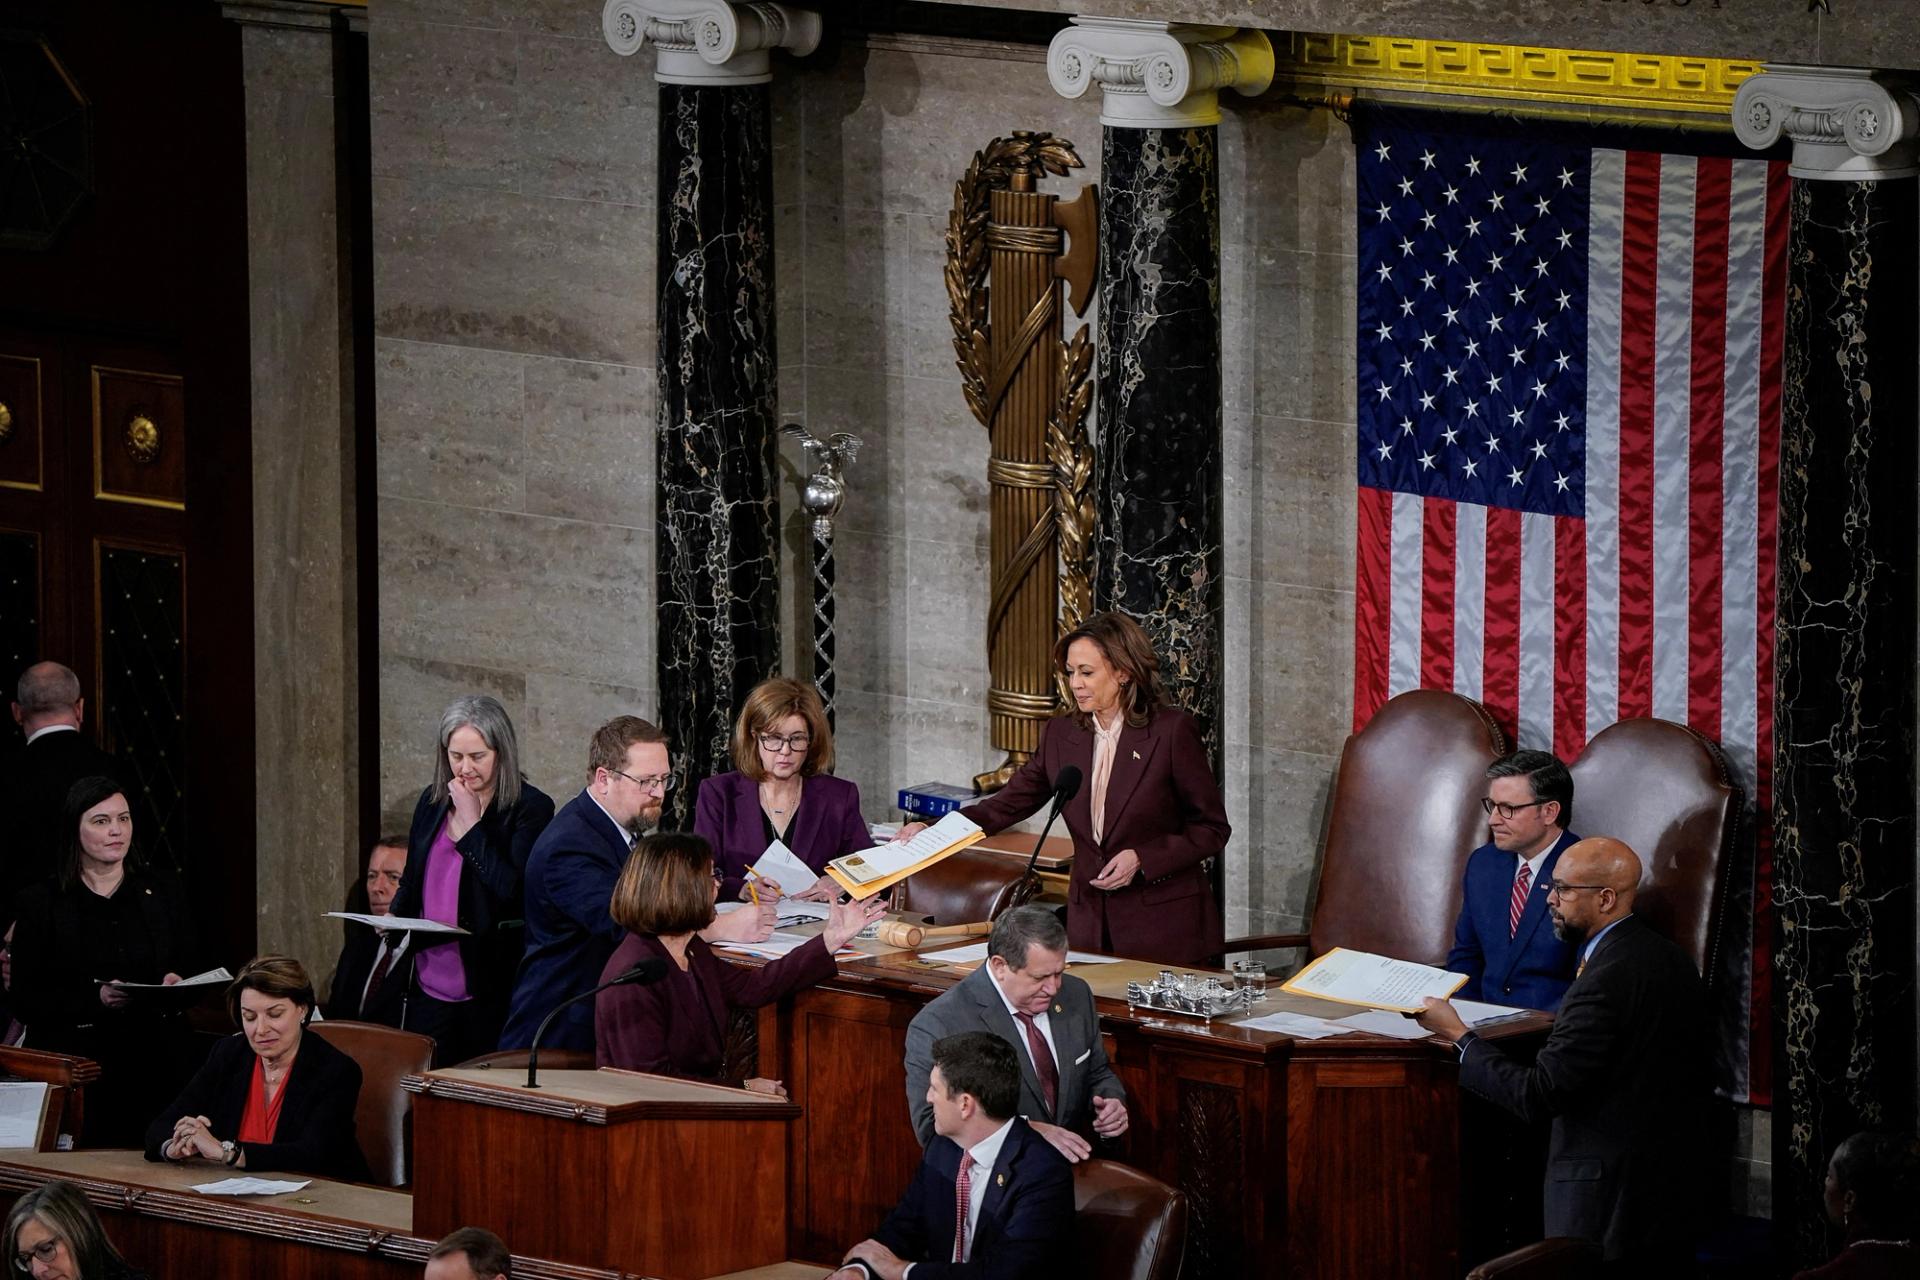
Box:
[872,919,992,949]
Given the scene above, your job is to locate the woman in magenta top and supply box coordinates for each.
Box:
[693,677,874,903]
[392,694,553,1064]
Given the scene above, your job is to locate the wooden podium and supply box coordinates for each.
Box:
[406,1067,801,1280]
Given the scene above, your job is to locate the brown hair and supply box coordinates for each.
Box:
[4,1180,133,1279]
[1053,611,1169,730]
[430,1226,513,1278]
[729,677,834,779]
[588,715,669,777]
[608,833,717,936]
[226,954,316,1028]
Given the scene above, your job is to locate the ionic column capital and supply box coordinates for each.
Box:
[602,0,820,86]
[1048,17,1272,128]
[1733,64,1920,180]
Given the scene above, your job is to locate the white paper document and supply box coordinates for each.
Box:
[1332,1010,1437,1040]
[1279,946,1468,1013]
[917,941,1120,967]
[325,912,468,935]
[1451,998,1533,1027]
[0,1082,50,1149]
[750,840,819,893]
[836,811,982,885]
[776,901,832,925]
[191,1177,312,1196]
[106,967,233,991]
[1235,1011,1353,1040]
[713,931,839,959]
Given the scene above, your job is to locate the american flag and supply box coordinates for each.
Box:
[1350,110,1787,1103]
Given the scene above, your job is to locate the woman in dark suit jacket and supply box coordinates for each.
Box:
[391,694,554,1065]
[146,956,371,1182]
[9,775,200,1146]
[902,612,1231,967]
[694,677,874,903]
[596,834,885,1090]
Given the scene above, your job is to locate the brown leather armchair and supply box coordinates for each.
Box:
[890,847,1040,926]
[1224,689,1507,962]
[1073,1158,1186,1280]
[308,1020,434,1187]
[1567,717,1740,981]
[1466,1238,1601,1279]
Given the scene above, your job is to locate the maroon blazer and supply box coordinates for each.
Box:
[692,770,875,900]
[594,930,835,1084]
[961,708,1229,967]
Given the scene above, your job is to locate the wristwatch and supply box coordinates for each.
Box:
[221,1141,238,1166]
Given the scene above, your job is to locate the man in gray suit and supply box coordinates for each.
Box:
[904,905,1128,1162]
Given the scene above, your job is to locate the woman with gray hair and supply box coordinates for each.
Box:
[391,695,553,1064]
[4,1180,146,1279]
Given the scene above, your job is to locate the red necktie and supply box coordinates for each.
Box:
[952,1152,975,1262]
[1508,863,1532,938]
[363,938,396,1010]
[1014,1011,1059,1113]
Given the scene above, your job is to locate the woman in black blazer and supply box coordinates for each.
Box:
[146,956,370,1183]
[390,694,553,1064]
[9,775,200,1146]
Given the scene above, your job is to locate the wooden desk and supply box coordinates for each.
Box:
[748,946,1550,1280]
[0,1150,645,1278]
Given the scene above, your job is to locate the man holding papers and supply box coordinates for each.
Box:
[904,907,1127,1163]
[1444,751,1580,1012]
[1416,837,1710,1270]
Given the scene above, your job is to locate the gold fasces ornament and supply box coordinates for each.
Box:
[125,409,160,464]
[0,400,12,444]
[946,132,1099,793]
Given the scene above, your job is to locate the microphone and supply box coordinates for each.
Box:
[524,957,669,1088]
[1022,765,1082,886]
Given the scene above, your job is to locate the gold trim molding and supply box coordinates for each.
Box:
[1272,32,1760,123]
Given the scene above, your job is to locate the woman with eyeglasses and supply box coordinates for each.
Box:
[4,1180,146,1280]
[390,695,554,1065]
[693,678,874,904]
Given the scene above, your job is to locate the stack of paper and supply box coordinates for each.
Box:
[0,1082,50,1150]
[1235,1011,1353,1040]
[826,811,985,899]
[1331,1011,1435,1040]
[191,1178,311,1196]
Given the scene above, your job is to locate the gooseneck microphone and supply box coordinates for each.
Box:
[524,956,669,1088]
[1022,765,1083,884]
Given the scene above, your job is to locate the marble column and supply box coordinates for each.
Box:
[223,0,368,970]
[1734,66,1920,1268]
[604,1,818,824]
[1049,18,1271,771]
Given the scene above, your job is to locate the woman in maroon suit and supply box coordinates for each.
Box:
[693,677,874,903]
[900,612,1231,967]
[595,833,885,1091]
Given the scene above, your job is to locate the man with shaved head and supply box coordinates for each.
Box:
[0,662,125,918]
[1418,837,1710,1270]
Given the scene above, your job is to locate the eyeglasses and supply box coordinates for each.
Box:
[14,1239,61,1271]
[1545,881,1607,897]
[1480,798,1550,820]
[757,732,812,754]
[610,769,675,793]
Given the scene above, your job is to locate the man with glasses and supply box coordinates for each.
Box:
[1418,837,1710,1270]
[498,716,776,1051]
[1445,750,1580,1012]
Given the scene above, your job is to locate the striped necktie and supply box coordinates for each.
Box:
[1508,863,1532,937]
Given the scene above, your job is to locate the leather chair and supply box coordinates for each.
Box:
[1466,1238,1601,1280]
[1225,689,1508,963]
[1073,1158,1185,1280]
[308,1020,434,1187]
[890,847,1040,926]
[1568,717,1740,982]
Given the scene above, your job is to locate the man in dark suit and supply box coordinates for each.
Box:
[323,835,412,1024]
[1445,749,1581,1011]
[1419,836,1711,1269]
[0,662,124,919]
[833,1032,1074,1280]
[499,716,775,1051]
[904,905,1126,1163]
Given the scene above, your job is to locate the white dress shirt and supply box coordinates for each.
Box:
[358,929,412,1014]
[586,790,638,849]
[985,964,1061,1099]
[902,1115,1016,1276]
[25,724,77,745]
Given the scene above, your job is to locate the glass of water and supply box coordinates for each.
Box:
[1239,960,1267,1002]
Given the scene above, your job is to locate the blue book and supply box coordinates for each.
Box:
[897,781,977,818]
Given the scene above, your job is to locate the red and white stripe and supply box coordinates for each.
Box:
[1352,151,1789,1101]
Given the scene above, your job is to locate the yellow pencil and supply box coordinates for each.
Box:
[747,871,761,907]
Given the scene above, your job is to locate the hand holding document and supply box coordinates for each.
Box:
[105,967,233,992]
[750,840,818,897]
[1279,947,1468,1013]
[325,912,468,935]
[827,811,985,899]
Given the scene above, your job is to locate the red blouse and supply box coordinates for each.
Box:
[237,1052,293,1146]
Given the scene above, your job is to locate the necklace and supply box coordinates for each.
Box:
[1847,1239,1913,1249]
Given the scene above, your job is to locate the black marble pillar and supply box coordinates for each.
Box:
[656,83,780,827]
[1095,124,1223,771]
[810,526,836,732]
[1773,175,1918,1267]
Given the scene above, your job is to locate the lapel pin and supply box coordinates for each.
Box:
[996,1173,1005,1186]
[1053,1004,1062,1013]
[1131,750,1140,760]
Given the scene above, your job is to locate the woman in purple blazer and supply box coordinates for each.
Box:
[596,834,884,1089]
[693,678,874,903]
[897,612,1231,967]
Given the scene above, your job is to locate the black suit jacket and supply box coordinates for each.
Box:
[145,1029,372,1182]
[0,728,128,919]
[391,783,554,1008]
[322,926,411,1026]
[872,1117,1073,1279]
[1459,913,1709,1263]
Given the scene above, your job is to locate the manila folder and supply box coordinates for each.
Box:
[827,811,985,899]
